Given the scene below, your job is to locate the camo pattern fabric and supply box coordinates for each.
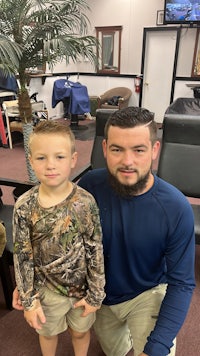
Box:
[0,221,6,257]
[13,184,105,310]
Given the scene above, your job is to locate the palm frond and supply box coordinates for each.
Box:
[0,0,97,122]
[0,35,21,75]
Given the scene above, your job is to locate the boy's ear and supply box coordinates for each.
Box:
[71,151,78,168]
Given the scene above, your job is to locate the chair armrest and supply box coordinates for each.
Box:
[0,177,36,205]
[122,93,131,101]
[97,93,110,107]
[97,96,102,108]
[0,177,34,190]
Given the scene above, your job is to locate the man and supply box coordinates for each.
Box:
[78,107,195,356]
[13,107,195,356]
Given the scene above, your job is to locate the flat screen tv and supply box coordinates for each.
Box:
[164,0,200,25]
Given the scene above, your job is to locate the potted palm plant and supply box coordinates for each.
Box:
[0,0,98,182]
[0,35,21,76]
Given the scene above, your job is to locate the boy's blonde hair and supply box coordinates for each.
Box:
[29,120,76,154]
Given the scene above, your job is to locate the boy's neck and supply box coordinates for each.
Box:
[38,181,73,208]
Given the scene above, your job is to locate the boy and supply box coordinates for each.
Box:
[13,120,105,356]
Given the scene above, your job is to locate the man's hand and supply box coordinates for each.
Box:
[24,304,46,330]
[12,287,24,310]
[73,298,100,317]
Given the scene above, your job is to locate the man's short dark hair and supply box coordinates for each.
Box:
[104,106,157,144]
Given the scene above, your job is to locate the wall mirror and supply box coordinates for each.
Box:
[95,26,122,74]
[192,29,200,77]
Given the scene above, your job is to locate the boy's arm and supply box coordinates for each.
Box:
[24,302,46,329]
[13,204,38,310]
[73,298,100,316]
[83,199,106,307]
[12,286,24,310]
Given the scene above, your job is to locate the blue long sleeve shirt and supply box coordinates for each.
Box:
[79,169,195,356]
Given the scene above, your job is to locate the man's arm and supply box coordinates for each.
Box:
[144,202,195,356]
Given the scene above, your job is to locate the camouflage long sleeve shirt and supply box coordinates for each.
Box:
[13,184,105,310]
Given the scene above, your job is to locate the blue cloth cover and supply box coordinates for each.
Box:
[0,71,18,93]
[52,79,90,115]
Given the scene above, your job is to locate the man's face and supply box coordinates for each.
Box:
[102,125,160,195]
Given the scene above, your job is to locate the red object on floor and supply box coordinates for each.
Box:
[0,107,7,145]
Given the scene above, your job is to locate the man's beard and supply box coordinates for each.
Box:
[108,168,151,198]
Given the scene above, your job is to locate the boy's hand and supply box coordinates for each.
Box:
[24,304,46,330]
[12,287,24,310]
[73,298,100,317]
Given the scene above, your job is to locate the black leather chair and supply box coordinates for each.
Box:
[0,178,34,309]
[157,115,200,244]
[72,108,117,182]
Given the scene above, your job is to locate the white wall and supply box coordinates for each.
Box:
[28,0,198,119]
[51,0,165,75]
[176,28,196,77]
[174,81,200,100]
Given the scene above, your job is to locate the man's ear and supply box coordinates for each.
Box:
[102,139,107,158]
[152,140,160,161]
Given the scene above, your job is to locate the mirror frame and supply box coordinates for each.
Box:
[192,28,200,77]
[95,26,122,74]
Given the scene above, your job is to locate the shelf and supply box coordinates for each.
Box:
[26,73,52,86]
[186,83,200,88]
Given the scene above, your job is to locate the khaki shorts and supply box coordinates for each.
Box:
[37,287,96,336]
[94,284,176,356]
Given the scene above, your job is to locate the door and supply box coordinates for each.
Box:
[141,28,179,123]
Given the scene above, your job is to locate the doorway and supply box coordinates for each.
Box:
[140,27,180,123]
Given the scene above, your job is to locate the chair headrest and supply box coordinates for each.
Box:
[163,116,200,145]
[157,116,200,197]
[95,109,118,136]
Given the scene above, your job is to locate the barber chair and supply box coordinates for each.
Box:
[0,178,34,309]
[157,115,200,245]
[52,79,91,130]
[71,109,117,182]
[0,72,18,147]
[97,87,132,110]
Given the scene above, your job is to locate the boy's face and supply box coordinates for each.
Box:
[29,133,77,188]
